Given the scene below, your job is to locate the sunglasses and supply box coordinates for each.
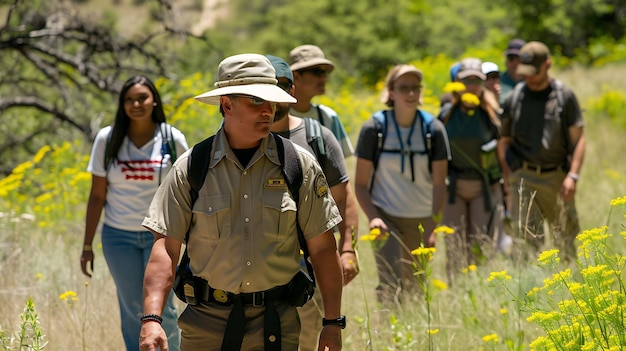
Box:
[228,94,267,106]
[299,67,329,77]
[395,85,422,94]
[460,78,484,86]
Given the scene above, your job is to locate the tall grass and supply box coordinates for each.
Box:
[1,63,626,350]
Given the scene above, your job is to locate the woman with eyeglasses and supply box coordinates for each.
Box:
[80,75,187,350]
[438,58,508,283]
[354,64,450,302]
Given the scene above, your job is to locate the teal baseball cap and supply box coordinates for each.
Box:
[265,55,293,83]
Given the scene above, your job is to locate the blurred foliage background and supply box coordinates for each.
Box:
[1,0,626,174]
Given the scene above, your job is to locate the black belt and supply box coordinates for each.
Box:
[196,282,289,351]
[199,282,289,307]
[521,161,563,173]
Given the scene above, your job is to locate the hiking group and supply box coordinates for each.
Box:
[82,39,585,351]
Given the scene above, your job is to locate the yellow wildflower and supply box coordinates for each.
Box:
[443,82,466,93]
[432,279,448,290]
[527,311,560,323]
[500,308,507,315]
[581,264,608,278]
[461,92,480,106]
[609,196,626,207]
[461,264,477,273]
[427,329,439,335]
[433,225,455,235]
[537,249,560,266]
[59,290,78,301]
[482,334,499,343]
[411,247,436,260]
[487,270,511,282]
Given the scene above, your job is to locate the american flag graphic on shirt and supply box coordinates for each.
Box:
[117,159,162,181]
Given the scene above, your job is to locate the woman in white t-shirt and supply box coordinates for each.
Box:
[354,65,450,302]
[80,76,188,351]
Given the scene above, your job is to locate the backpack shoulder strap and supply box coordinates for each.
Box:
[273,133,315,284]
[369,110,387,192]
[372,110,387,170]
[439,102,456,125]
[509,82,526,138]
[184,135,215,239]
[550,79,571,153]
[314,104,325,127]
[419,110,434,173]
[178,134,214,272]
[163,123,177,163]
[304,117,326,158]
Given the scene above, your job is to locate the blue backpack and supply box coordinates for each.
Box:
[370,109,434,191]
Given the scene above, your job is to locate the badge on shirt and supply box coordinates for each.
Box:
[265,178,286,189]
[314,173,329,198]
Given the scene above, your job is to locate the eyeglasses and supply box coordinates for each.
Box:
[506,55,520,62]
[395,85,422,94]
[460,78,484,86]
[228,94,267,106]
[277,81,293,92]
[298,67,329,77]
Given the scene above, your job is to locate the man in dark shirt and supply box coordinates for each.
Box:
[497,41,585,258]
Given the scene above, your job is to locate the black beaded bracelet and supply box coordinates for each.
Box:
[141,314,163,324]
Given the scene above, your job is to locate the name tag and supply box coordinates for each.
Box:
[264,178,286,189]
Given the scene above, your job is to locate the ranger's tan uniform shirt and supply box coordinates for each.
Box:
[143,128,342,294]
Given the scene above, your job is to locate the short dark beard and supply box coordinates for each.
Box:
[273,103,289,122]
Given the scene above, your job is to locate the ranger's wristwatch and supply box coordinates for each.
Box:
[322,315,347,329]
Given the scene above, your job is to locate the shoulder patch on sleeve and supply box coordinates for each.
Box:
[314,173,329,198]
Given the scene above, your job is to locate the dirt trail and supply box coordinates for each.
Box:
[192,0,230,35]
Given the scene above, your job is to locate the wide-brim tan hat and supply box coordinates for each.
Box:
[195,53,297,105]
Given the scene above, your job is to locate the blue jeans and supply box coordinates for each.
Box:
[102,223,180,351]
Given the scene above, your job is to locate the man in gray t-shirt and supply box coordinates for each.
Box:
[268,54,358,351]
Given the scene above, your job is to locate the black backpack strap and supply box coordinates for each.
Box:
[369,110,387,192]
[315,104,325,127]
[273,133,314,285]
[178,135,215,269]
[420,110,434,174]
[509,82,525,139]
[550,79,571,154]
[304,117,326,159]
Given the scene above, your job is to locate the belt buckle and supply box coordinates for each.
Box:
[252,291,265,307]
[213,289,231,305]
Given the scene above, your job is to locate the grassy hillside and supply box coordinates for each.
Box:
[1,60,626,349]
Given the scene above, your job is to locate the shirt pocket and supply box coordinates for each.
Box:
[192,193,231,242]
[262,189,297,243]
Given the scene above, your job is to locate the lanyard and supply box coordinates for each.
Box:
[389,110,420,180]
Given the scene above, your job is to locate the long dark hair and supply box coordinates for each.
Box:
[105,76,166,168]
